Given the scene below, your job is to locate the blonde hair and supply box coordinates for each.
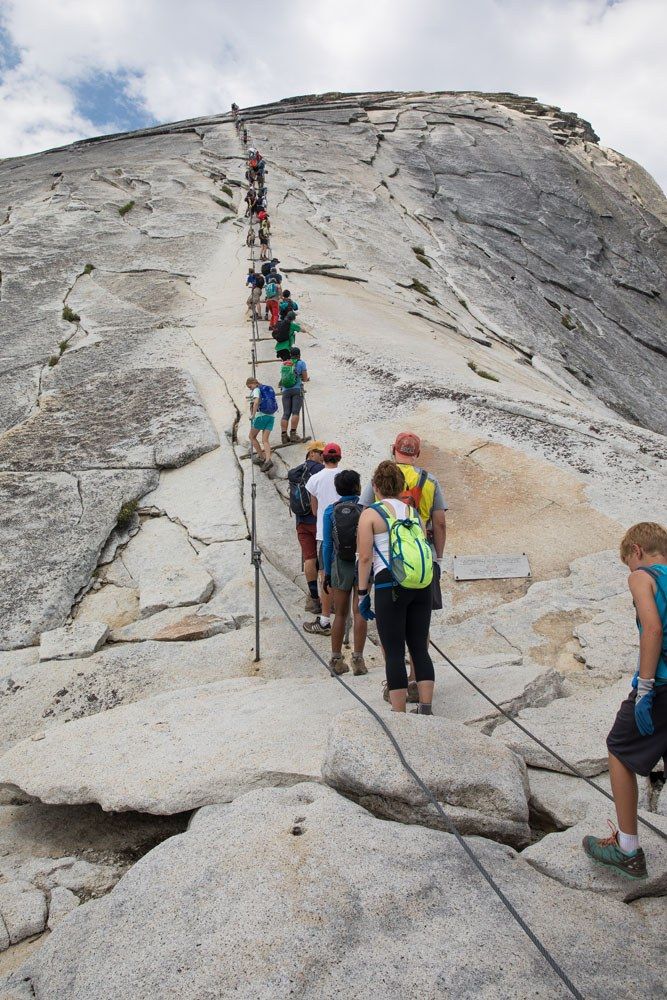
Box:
[620,522,667,562]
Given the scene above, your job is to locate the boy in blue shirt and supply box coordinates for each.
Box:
[583,522,667,879]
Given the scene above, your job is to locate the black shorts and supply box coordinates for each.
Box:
[606,685,667,776]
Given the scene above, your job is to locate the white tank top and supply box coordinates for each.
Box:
[372,499,412,577]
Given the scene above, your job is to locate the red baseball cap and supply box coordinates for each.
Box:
[393,432,420,457]
[323,442,341,458]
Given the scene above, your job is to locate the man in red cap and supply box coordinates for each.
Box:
[303,443,343,635]
[360,431,447,701]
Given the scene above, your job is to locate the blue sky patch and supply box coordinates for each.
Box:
[72,70,156,134]
[0,20,21,73]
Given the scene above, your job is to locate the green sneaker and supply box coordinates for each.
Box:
[582,824,647,880]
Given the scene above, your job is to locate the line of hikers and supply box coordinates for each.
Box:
[233,105,667,881]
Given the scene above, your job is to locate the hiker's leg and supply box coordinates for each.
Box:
[331,588,350,656]
[375,574,408,711]
[319,572,332,618]
[304,558,317,585]
[352,584,368,655]
[608,751,639,836]
[261,429,271,462]
[249,428,263,458]
[290,391,302,435]
[405,587,435,706]
[281,391,291,434]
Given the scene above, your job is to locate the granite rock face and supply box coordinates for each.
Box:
[2,784,665,1000]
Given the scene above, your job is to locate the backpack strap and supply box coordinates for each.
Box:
[371,502,397,588]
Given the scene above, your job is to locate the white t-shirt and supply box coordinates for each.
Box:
[306,467,340,541]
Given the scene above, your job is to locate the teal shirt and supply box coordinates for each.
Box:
[632,564,667,686]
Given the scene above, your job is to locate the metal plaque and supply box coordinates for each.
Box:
[452,554,531,582]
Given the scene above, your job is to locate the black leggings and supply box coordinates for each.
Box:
[374,570,435,690]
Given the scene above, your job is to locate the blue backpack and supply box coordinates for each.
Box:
[258,384,278,414]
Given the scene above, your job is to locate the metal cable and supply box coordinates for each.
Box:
[429,639,667,842]
[258,562,584,999]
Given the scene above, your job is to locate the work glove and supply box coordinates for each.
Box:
[634,678,655,737]
[359,594,375,621]
[323,575,331,594]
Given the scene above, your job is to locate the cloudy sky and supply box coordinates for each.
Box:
[0,0,665,189]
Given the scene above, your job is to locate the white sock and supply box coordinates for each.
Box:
[617,830,639,854]
[319,616,331,627]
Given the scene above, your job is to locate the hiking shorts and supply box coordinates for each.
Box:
[296,522,317,562]
[607,686,667,776]
[331,556,356,592]
[251,414,274,432]
[247,288,261,306]
[282,387,303,419]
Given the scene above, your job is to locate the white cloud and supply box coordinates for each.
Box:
[0,0,665,189]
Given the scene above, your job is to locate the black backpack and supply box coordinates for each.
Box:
[331,500,362,562]
[288,462,316,517]
[272,316,292,342]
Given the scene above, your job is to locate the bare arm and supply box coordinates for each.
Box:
[309,496,318,518]
[357,508,375,591]
[431,509,446,560]
[629,571,663,680]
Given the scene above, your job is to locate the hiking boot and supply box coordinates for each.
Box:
[281,431,289,445]
[407,681,420,703]
[410,704,433,716]
[260,459,274,473]
[351,653,368,676]
[382,681,390,703]
[251,455,263,465]
[303,619,331,636]
[304,595,322,614]
[582,824,647,880]
[329,654,349,676]
[289,430,300,443]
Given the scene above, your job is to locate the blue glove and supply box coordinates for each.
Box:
[634,681,655,737]
[359,594,375,621]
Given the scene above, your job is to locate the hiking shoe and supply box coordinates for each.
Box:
[289,431,300,443]
[304,595,322,614]
[281,432,289,445]
[582,823,647,880]
[260,459,274,473]
[351,653,368,676]
[407,681,420,703]
[251,455,263,465]
[410,704,433,716]
[329,654,349,676]
[382,681,390,702]
[303,619,331,636]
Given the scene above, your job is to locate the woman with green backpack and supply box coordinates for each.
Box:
[357,461,435,714]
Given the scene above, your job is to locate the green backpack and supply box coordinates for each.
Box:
[279,360,297,389]
[372,501,433,589]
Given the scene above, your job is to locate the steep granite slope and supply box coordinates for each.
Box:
[0,93,666,997]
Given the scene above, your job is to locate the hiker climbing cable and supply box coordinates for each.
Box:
[246,377,276,474]
[321,469,368,676]
[279,289,299,317]
[357,461,435,714]
[303,444,344,635]
[279,345,308,444]
[361,432,447,703]
[288,442,326,615]
[583,521,667,880]
[272,311,300,354]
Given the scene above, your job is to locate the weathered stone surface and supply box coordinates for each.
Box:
[322,710,530,846]
[0,469,157,649]
[46,887,79,931]
[39,622,108,662]
[0,678,375,813]
[118,516,214,617]
[0,882,47,947]
[528,768,614,828]
[73,584,139,630]
[493,679,629,775]
[109,606,237,642]
[3,783,666,998]
[523,813,667,901]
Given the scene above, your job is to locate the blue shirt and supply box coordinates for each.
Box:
[633,564,667,686]
[294,359,307,388]
[246,273,257,287]
[322,495,360,576]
